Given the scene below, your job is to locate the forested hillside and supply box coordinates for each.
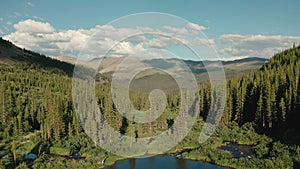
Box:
[0,39,299,168]
[222,45,300,143]
[0,38,74,76]
[0,63,79,140]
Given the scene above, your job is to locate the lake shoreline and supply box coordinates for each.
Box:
[102,144,239,169]
[103,140,255,169]
[103,153,230,169]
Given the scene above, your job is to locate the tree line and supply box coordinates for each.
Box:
[0,45,299,144]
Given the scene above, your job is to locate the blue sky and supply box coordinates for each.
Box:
[1,0,300,60]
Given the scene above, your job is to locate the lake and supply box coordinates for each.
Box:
[104,155,228,169]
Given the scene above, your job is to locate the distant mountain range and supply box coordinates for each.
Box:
[0,38,266,84]
[54,55,266,84]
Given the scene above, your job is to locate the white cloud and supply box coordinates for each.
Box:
[32,16,44,21]
[0,18,3,22]
[193,37,216,48]
[26,2,35,7]
[163,26,189,35]
[156,35,188,45]
[3,19,213,60]
[147,39,167,48]
[187,23,207,31]
[3,19,146,57]
[163,23,207,35]
[113,41,144,55]
[0,29,3,34]
[13,19,55,33]
[219,34,300,58]
[220,56,249,61]
[6,21,12,25]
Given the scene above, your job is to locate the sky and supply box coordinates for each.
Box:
[1,0,300,60]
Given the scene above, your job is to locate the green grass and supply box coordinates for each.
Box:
[49,147,70,156]
[104,155,125,166]
[20,141,37,152]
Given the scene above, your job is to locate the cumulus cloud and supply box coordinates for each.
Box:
[9,19,299,60]
[3,19,146,57]
[3,19,213,59]
[219,34,300,58]
[113,41,144,55]
[14,19,55,33]
[4,20,86,56]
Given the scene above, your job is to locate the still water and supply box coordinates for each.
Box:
[104,155,228,169]
[219,142,254,159]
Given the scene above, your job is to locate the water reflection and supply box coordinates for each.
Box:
[148,156,155,168]
[104,155,227,169]
[176,158,187,169]
[129,158,135,169]
[107,165,116,169]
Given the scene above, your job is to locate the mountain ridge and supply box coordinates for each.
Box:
[54,55,266,82]
[0,37,266,83]
[0,38,74,76]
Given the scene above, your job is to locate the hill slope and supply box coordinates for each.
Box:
[222,45,300,144]
[0,38,74,76]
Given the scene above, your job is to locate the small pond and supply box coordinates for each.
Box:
[218,141,254,158]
